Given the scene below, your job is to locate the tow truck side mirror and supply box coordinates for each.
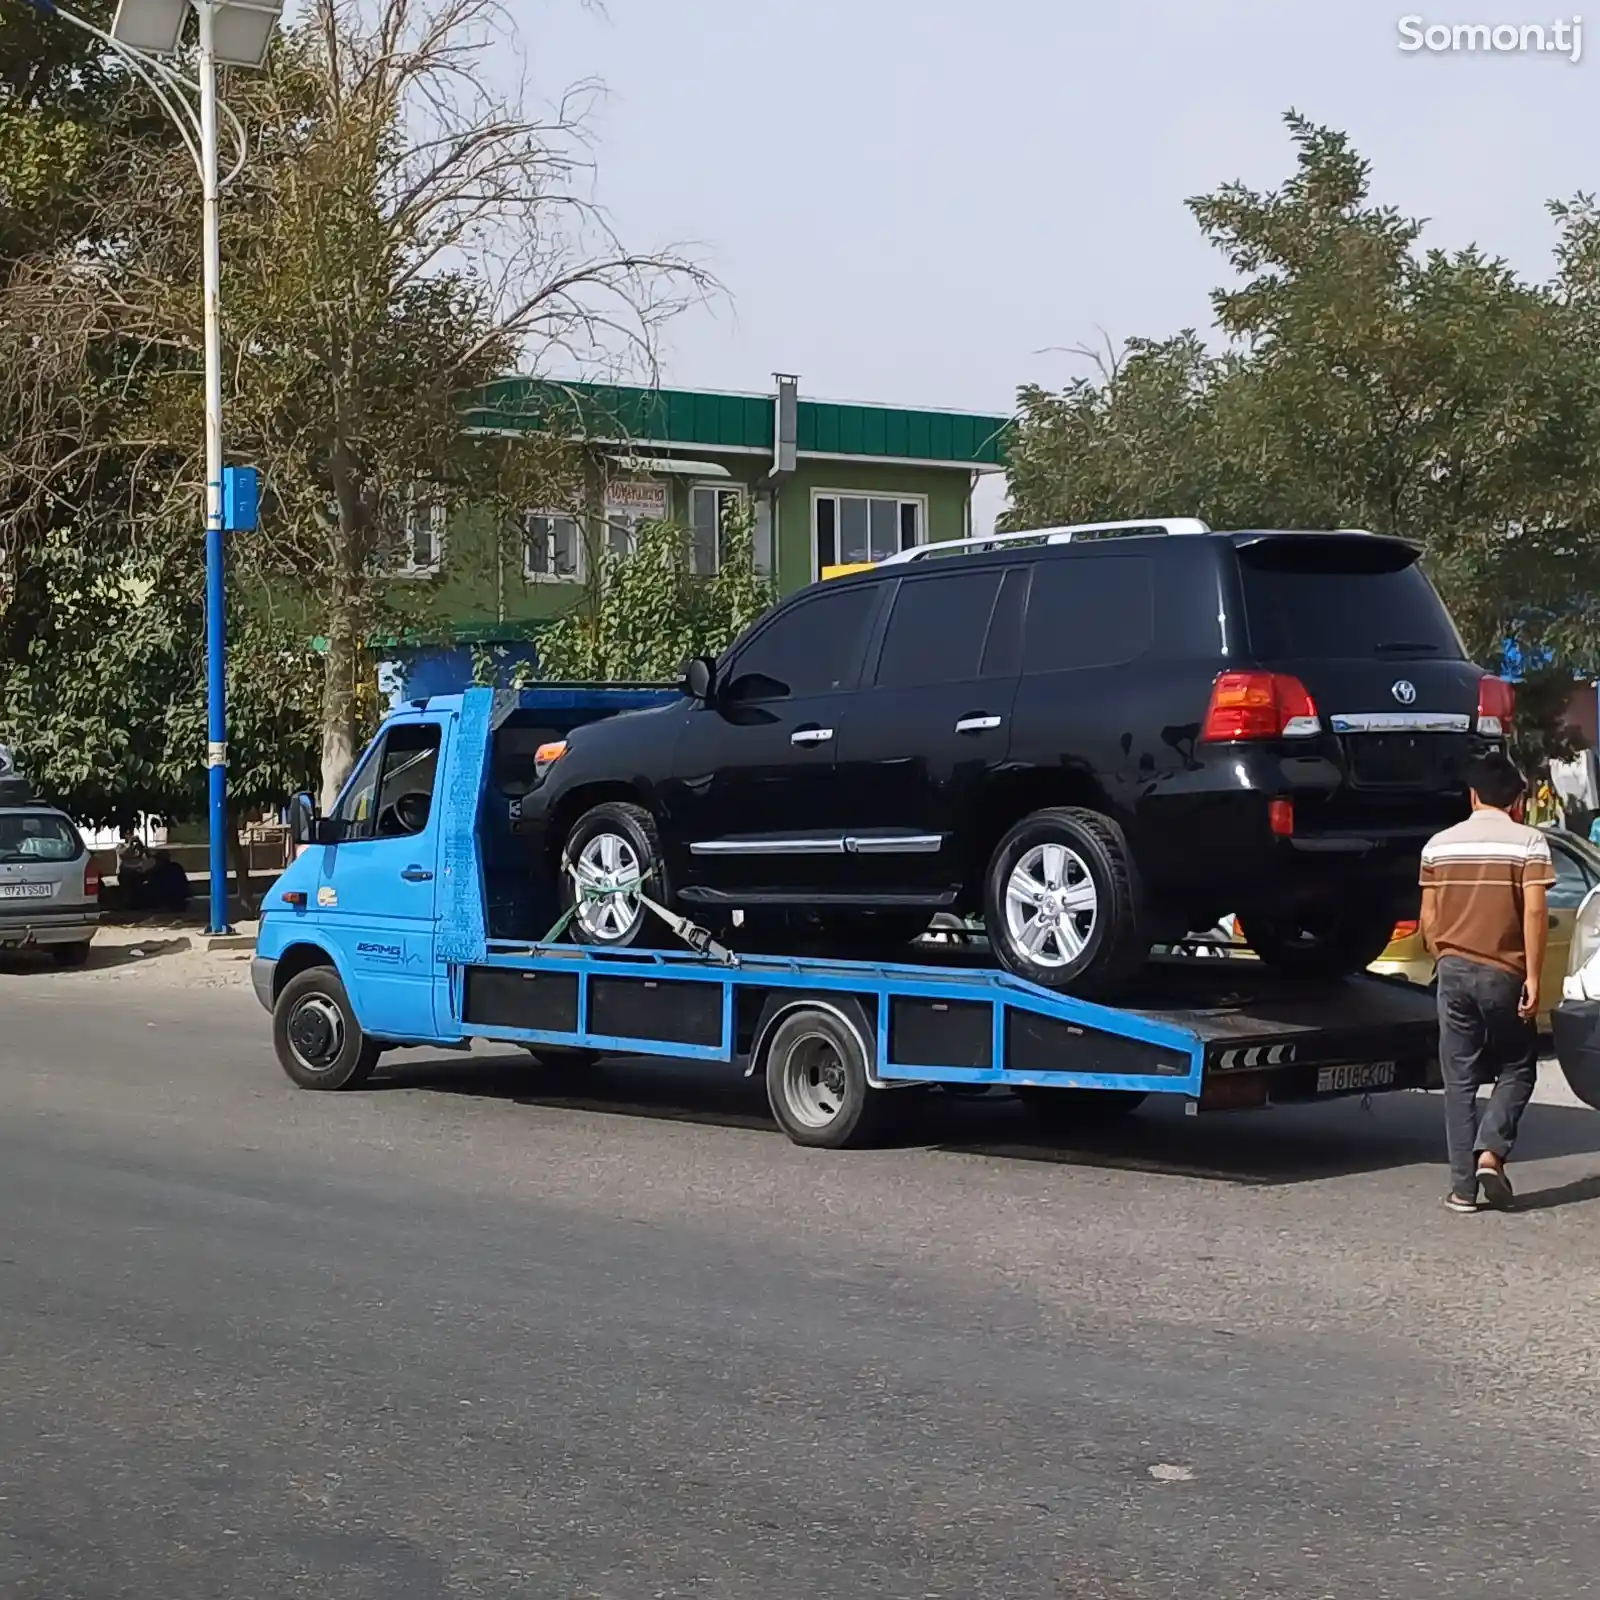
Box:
[287,792,318,846]
[683,656,717,702]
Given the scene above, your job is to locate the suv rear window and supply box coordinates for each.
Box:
[1238,538,1464,661]
[0,812,80,862]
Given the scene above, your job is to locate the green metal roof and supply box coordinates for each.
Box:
[465,379,1010,468]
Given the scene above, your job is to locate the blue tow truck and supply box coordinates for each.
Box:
[253,685,1444,1147]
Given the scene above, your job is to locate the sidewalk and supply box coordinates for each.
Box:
[0,918,257,988]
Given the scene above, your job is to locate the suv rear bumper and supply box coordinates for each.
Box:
[1136,747,1461,918]
[0,904,100,948]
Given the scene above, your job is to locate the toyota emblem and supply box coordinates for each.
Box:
[1391,679,1417,706]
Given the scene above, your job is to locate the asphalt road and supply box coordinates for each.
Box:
[6,976,1600,1599]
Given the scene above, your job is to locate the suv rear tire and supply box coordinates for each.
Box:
[559,801,665,948]
[983,807,1145,993]
[1238,908,1396,980]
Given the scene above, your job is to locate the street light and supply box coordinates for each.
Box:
[74,0,281,933]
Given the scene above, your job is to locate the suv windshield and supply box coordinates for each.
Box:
[0,812,80,862]
[1239,538,1464,661]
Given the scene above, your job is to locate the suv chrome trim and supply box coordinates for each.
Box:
[689,833,944,857]
[690,838,846,856]
[1329,712,1472,733]
[875,517,1211,568]
[847,834,943,854]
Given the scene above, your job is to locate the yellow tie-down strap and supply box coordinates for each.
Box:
[820,562,877,581]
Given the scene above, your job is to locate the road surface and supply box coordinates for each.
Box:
[5,963,1600,1598]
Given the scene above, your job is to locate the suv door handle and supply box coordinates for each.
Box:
[955,715,1003,733]
[791,727,834,746]
[401,865,434,882]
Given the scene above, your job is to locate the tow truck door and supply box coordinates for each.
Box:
[313,713,448,1041]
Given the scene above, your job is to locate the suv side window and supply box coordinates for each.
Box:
[724,584,880,701]
[1023,555,1154,673]
[872,570,1004,689]
[334,722,443,839]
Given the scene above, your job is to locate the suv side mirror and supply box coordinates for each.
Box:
[683,656,717,702]
[287,792,317,846]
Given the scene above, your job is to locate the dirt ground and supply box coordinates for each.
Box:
[0,918,255,989]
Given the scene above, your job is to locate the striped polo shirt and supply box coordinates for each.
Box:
[1419,807,1556,977]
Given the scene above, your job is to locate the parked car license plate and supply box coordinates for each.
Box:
[1316,1060,1396,1094]
[0,882,52,899]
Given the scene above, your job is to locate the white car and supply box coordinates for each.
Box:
[0,799,101,966]
[1552,885,1600,1109]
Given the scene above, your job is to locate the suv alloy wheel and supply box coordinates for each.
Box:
[560,800,665,948]
[983,807,1146,992]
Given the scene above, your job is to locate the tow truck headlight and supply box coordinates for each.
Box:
[534,740,568,782]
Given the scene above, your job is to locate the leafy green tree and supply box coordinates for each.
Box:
[532,501,774,682]
[1006,111,1600,763]
[197,0,712,804]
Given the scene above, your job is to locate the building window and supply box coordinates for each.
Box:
[602,477,669,561]
[524,510,583,583]
[754,496,775,578]
[688,483,743,577]
[813,492,924,576]
[396,492,445,576]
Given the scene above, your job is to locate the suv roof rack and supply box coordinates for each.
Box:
[876,517,1212,568]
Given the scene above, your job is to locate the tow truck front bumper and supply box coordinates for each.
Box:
[251,955,276,1012]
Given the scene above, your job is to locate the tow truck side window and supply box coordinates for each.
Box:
[333,723,443,840]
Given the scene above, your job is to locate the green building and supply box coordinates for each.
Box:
[384,375,1009,695]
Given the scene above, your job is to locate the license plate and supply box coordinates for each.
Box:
[0,883,51,900]
[1316,1060,1396,1094]
[1348,735,1440,786]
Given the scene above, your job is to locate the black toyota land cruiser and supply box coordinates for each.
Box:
[513,519,1508,993]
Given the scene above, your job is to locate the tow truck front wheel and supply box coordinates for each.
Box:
[763,1005,884,1149]
[273,966,382,1091]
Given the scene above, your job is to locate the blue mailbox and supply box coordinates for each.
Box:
[222,466,259,532]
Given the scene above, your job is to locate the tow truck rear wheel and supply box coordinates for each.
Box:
[273,966,381,1091]
[762,1005,884,1149]
[1014,1086,1147,1125]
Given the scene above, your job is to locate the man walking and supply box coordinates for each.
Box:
[1420,752,1553,1212]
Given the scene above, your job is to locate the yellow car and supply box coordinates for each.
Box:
[1366,825,1600,1028]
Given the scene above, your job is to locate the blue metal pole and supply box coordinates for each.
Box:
[198,0,232,937]
[205,515,230,934]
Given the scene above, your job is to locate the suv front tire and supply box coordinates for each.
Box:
[559,800,665,948]
[983,807,1146,993]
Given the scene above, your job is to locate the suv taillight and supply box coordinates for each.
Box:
[1201,671,1321,742]
[1477,675,1514,738]
[84,858,101,898]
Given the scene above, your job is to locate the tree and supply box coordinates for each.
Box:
[197,0,714,805]
[1006,111,1600,762]
[532,500,774,681]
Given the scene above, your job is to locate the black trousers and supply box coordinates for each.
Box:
[1435,955,1538,1200]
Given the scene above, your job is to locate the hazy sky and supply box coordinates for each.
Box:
[519,0,1595,523]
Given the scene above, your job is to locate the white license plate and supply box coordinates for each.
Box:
[0,883,52,900]
[1316,1060,1396,1094]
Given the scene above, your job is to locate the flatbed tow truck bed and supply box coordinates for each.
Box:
[256,688,1442,1148]
[456,938,1440,1123]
